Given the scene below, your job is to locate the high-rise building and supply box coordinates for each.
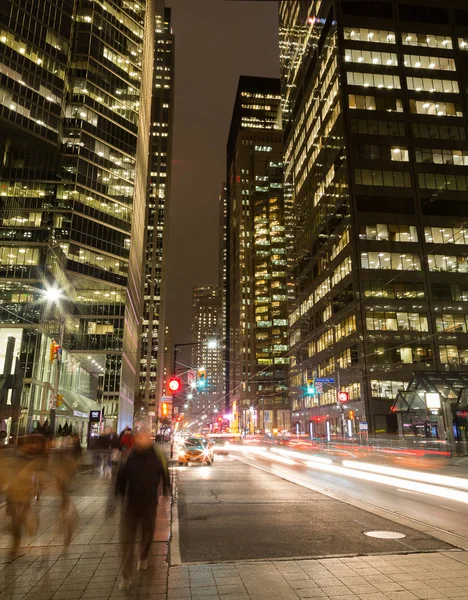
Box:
[218,183,228,399]
[187,285,223,422]
[280,0,468,436]
[191,285,223,393]
[226,76,291,433]
[138,5,174,414]
[0,0,161,434]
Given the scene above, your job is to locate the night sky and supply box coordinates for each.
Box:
[166,0,280,344]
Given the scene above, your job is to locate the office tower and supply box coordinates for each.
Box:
[191,285,223,395]
[280,0,468,436]
[218,183,228,399]
[226,76,291,434]
[139,5,174,414]
[0,0,159,434]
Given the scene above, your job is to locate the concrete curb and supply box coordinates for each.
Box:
[168,466,181,567]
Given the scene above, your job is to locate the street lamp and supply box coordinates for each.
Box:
[207,340,218,350]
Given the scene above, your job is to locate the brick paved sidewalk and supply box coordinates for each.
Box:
[168,551,468,600]
[0,471,172,600]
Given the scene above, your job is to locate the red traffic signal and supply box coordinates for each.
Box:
[168,377,181,392]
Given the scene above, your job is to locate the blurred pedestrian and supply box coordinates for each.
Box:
[0,418,7,447]
[119,427,134,450]
[0,434,48,557]
[69,434,82,460]
[116,428,170,589]
[119,427,134,462]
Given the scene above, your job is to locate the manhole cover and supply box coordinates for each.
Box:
[364,530,407,539]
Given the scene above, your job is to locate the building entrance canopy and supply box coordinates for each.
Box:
[56,388,101,419]
[393,371,468,413]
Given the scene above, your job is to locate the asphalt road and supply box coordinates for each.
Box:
[227,446,468,543]
[175,456,452,564]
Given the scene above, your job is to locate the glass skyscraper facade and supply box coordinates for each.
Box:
[227,76,291,433]
[138,5,174,413]
[280,0,468,435]
[0,0,162,433]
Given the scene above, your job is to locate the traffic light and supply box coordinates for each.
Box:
[198,367,206,388]
[348,410,355,420]
[168,377,180,392]
[306,377,315,396]
[49,340,60,362]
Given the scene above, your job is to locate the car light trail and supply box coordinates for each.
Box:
[231,446,297,465]
[305,460,468,504]
[270,448,332,464]
[267,454,296,466]
[341,461,468,491]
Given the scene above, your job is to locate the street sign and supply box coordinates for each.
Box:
[338,391,349,403]
[315,378,335,383]
[89,410,101,422]
[315,382,323,393]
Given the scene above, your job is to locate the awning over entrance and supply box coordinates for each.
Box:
[56,388,101,419]
[393,371,468,413]
[393,391,427,413]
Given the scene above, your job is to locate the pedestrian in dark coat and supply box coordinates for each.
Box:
[116,428,170,588]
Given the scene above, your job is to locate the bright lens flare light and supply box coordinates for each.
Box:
[43,287,63,303]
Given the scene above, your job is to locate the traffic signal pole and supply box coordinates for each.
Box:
[49,318,64,438]
[170,342,198,457]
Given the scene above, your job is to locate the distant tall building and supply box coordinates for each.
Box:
[191,285,223,395]
[280,0,468,435]
[138,5,174,414]
[0,0,161,434]
[226,76,291,433]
